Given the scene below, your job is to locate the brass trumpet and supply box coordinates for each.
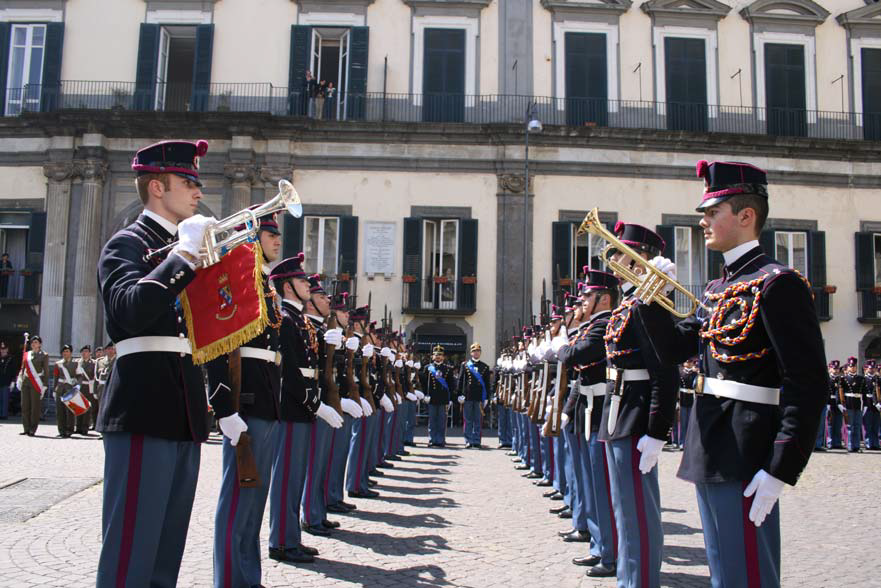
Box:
[147,179,302,267]
[576,208,709,318]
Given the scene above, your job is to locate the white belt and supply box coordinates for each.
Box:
[680,388,694,395]
[239,347,278,364]
[116,336,191,358]
[300,367,317,379]
[579,383,607,397]
[845,393,862,399]
[606,368,650,382]
[702,377,779,406]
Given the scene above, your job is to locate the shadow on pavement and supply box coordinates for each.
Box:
[329,527,452,556]
[346,509,451,529]
[663,544,709,567]
[392,466,451,475]
[661,521,702,536]
[381,473,450,484]
[377,483,448,496]
[659,570,711,586]
[400,460,459,467]
[377,494,459,509]
[297,560,453,587]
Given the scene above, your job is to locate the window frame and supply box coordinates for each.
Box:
[652,25,718,117]
[852,37,881,118]
[554,20,619,112]
[873,233,881,288]
[412,15,478,105]
[5,23,46,116]
[569,222,604,281]
[303,215,341,278]
[774,230,809,275]
[753,31,817,123]
[421,218,460,310]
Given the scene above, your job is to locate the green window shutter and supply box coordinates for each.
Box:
[40,23,64,112]
[338,215,359,290]
[655,225,675,262]
[134,23,160,111]
[458,219,478,311]
[347,26,369,120]
[552,221,572,298]
[0,24,10,115]
[288,25,311,115]
[282,215,303,260]
[27,211,47,268]
[403,217,422,309]
[759,229,776,260]
[855,232,875,291]
[190,24,214,112]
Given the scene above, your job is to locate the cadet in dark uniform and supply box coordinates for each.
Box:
[598,222,677,588]
[841,356,864,453]
[645,160,827,587]
[53,344,77,438]
[19,334,49,436]
[94,341,116,431]
[268,255,343,563]
[74,345,96,435]
[862,360,881,450]
[457,342,490,448]
[422,345,454,447]
[346,318,379,499]
[557,270,619,578]
[827,360,845,449]
[207,213,284,588]
[675,358,698,449]
[95,140,215,588]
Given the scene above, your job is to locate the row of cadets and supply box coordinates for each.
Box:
[556,270,620,578]
[346,320,382,499]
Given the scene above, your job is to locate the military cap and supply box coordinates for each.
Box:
[131,139,208,187]
[470,342,481,352]
[695,159,768,212]
[613,221,666,258]
[269,252,307,281]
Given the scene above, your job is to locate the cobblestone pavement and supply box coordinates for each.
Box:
[0,418,879,587]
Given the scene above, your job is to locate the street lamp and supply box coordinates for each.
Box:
[523,100,542,325]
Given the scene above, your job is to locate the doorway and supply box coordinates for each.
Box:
[155,26,196,111]
[311,28,350,119]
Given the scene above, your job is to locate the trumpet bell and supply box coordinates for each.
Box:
[277,179,303,219]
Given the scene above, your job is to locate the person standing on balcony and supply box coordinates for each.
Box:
[325,82,336,120]
[314,80,327,120]
[303,70,317,117]
[457,342,490,449]
[0,253,12,297]
[95,139,215,588]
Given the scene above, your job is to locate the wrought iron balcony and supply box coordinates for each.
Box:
[8,81,880,142]
[402,276,477,315]
[858,288,881,324]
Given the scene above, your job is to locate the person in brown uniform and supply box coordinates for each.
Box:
[53,344,77,438]
[18,334,49,436]
[74,345,96,436]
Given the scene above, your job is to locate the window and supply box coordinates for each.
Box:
[664,37,708,132]
[775,231,808,275]
[571,224,605,281]
[422,28,466,122]
[422,219,459,309]
[861,47,881,141]
[304,216,339,277]
[874,234,881,288]
[674,226,706,287]
[764,43,807,137]
[134,23,213,112]
[310,28,351,120]
[564,32,608,127]
[5,24,45,115]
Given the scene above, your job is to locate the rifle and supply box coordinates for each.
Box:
[229,349,259,487]
[323,281,344,416]
[344,295,361,405]
[542,318,567,437]
[360,318,377,411]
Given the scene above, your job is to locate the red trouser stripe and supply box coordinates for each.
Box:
[115,434,144,588]
[630,437,650,588]
[223,478,241,588]
[742,483,762,588]
[277,423,293,545]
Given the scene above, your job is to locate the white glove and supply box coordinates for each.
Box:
[218,413,248,446]
[395,359,404,368]
[560,412,569,426]
[545,403,552,416]
[414,361,421,370]
[395,393,402,403]
[876,404,881,412]
[636,435,665,474]
[551,334,567,353]
[414,390,425,400]
[362,343,374,357]
[381,347,392,359]
[457,395,466,404]
[345,336,359,351]
[324,328,343,347]
[173,214,216,258]
[341,397,363,419]
[838,404,846,413]
[316,402,344,428]
[359,397,373,417]
[380,395,394,413]
[743,469,785,527]
[406,360,414,368]
[649,256,677,295]
[406,392,417,401]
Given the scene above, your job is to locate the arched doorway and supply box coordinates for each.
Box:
[410,320,468,367]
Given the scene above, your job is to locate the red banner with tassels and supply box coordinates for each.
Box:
[180,242,268,365]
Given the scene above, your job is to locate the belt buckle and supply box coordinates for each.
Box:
[275,351,282,366]
[695,374,705,396]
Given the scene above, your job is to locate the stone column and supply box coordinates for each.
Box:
[71,160,109,347]
[495,173,533,346]
[40,162,78,355]
[223,163,255,215]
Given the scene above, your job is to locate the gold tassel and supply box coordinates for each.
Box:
[180,242,270,365]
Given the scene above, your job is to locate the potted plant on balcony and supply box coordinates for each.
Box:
[433,276,448,284]
[217,90,233,112]
[112,86,132,110]
[401,274,418,283]
[462,275,477,285]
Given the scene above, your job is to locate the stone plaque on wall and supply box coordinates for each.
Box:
[363,221,396,275]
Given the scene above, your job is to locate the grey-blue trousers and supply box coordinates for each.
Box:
[268,421,311,550]
[605,435,663,588]
[428,404,447,445]
[213,417,279,588]
[696,481,781,588]
[97,433,200,588]
[325,413,353,507]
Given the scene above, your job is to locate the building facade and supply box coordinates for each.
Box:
[0,0,879,365]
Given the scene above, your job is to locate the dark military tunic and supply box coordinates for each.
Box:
[278,300,321,422]
[456,359,491,402]
[421,362,455,405]
[559,311,611,434]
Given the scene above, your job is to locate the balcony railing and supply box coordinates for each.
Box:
[402,276,476,315]
[0,269,41,304]
[7,81,881,142]
[858,289,881,323]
